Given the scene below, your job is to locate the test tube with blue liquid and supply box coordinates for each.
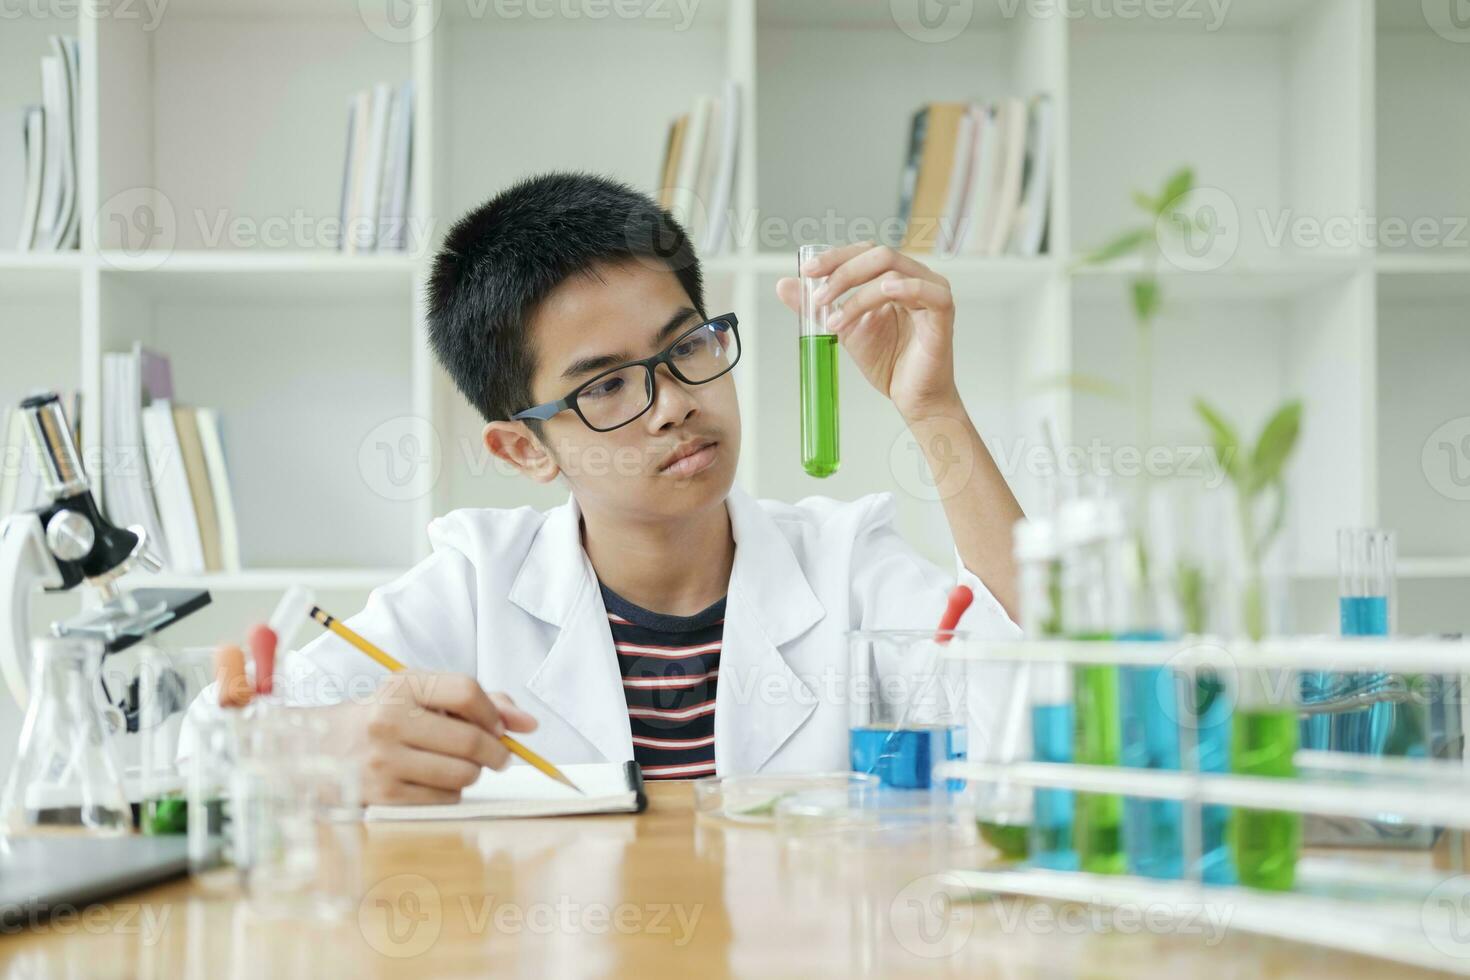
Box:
[1030,661,1078,870]
[1331,529,1395,754]
[848,631,966,792]
[798,244,840,478]
[1116,500,1184,881]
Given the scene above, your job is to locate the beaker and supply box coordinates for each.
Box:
[0,637,131,838]
[848,630,968,791]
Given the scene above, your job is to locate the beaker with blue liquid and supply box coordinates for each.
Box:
[848,631,967,792]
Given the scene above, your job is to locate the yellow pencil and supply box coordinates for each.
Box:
[308,605,582,795]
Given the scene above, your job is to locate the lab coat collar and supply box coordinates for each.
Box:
[508,486,825,771]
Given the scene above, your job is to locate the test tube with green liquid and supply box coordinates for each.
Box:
[798,244,840,478]
[1230,662,1300,891]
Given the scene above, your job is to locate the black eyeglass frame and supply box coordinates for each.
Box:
[510,313,741,433]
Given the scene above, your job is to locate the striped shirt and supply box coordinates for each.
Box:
[601,582,724,780]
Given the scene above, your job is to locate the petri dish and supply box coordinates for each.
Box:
[774,785,978,850]
[693,772,880,825]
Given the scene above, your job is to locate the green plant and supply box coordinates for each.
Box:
[1076,166,1199,454]
[1195,399,1304,641]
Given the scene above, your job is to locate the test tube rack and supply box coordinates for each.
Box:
[933,636,1470,975]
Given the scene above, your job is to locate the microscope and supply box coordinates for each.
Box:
[0,392,210,720]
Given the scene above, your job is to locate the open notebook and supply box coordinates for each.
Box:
[364,761,647,822]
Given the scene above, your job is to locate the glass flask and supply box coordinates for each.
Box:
[1,637,131,838]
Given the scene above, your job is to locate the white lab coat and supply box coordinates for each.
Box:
[283,486,1021,776]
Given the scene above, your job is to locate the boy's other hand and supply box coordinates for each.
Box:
[776,242,961,421]
[327,672,539,806]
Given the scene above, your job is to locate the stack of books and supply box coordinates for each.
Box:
[656,80,741,257]
[0,35,81,251]
[897,94,1055,258]
[337,81,415,254]
[98,345,242,576]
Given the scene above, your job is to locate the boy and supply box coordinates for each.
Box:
[296,173,1023,804]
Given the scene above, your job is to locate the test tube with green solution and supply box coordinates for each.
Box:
[798,244,840,478]
[1230,663,1300,891]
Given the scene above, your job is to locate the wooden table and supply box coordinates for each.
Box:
[0,783,1436,978]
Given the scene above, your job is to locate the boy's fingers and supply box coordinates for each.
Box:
[490,692,539,733]
[830,275,952,333]
[400,710,507,769]
[774,276,801,314]
[812,243,944,307]
[378,781,462,807]
[798,240,873,277]
[416,674,505,736]
[391,746,483,792]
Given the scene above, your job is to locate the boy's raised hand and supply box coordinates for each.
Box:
[776,242,961,421]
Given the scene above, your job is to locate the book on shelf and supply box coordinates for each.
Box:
[141,399,206,576]
[99,345,242,575]
[896,93,1054,259]
[895,106,929,247]
[8,35,78,252]
[195,408,242,574]
[655,83,741,256]
[900,102,968,253]
[338,81,414,254]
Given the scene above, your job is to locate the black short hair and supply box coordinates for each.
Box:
[426,171,706,425]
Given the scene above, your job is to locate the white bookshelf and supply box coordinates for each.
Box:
[1,0,1467,646]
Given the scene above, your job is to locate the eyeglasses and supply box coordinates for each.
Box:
[512,313,741,433]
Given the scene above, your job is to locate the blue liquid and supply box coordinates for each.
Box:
[850,725,965,790]
[1340,595,1389,636]
[1319,596,1392,755]
[1029,703,1078,871]
[1193,672,1236,885]
[1118,633,1184,880]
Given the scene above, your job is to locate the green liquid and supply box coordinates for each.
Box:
[979,821,1030,860]
[800,334,840,478]
[1074,658,1125,874]
[143,795,188,836]
[1229,710,1300,891]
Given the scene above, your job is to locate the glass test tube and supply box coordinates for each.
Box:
[1058,496,1125,876]
[1333,528,1398,754]
[1229,664,1301,891]
[798,244,840,478]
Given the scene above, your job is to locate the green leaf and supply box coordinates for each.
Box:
[1195,398,1245,484]
[1250,400,1303,490]
[1077,227,1151,267]
[1132,190,1158,213]
[1175,560,1207,636]
[1156,167,1195,215]
[1132,278,1161,321]
[1030,371,1128,400]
